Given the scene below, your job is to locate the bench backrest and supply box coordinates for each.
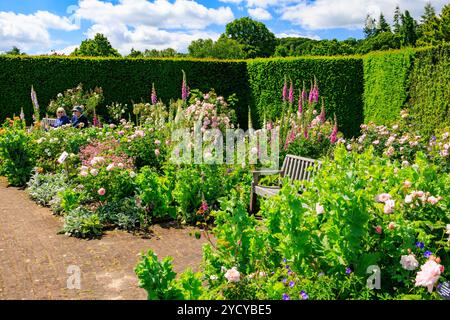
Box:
[43,118,57,126]
[281,155,321,181]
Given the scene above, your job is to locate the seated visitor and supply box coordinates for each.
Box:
[71,106,89,129]
[53,107,71,127]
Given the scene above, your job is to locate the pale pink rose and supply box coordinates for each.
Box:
[81,166,89,171]
[316,203,324,214]
[384,200,395,214]
[129,171,136,178]
[80,171,88,177]
[117,163,124,169]
[106,163,114,171]
[415,191,424,198]
[154,149,160,157]
[346,144,352,151]
[90,169,99,176]
[372,140,380,145]
[109,124,116,129]
[403,180,412,188]
[135,130,145,137]
[377,193,391,203]
[118,130,125,136]
[402,160,410,167]
[224,267,240,283]
[427,196,439,205]
[98,188,106,196]
[388,222,396,230]
[405,194,413,204]
[415,260,442,293]
[154,140,161,145]
[400,254,419,271]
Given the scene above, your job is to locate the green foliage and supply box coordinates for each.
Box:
[62,207,103,239]
[96,197,144,231]
[188,37,245,59]
[127,48,181,58]
[274,38,357,57]
[71,33,121,57]
[224,17,276,58]
[357,32,401,54]
[0,55,252,129]
[0,118,36,186]
[408,44,450,136]
[417,4,450,46]
[26,171,69,206]
[247,57,364,137]
[363,49,415,125]
[135,250,184,300]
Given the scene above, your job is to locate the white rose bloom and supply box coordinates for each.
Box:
[400,254,419,271]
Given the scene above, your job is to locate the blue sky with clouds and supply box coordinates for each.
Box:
[0,0,447,55]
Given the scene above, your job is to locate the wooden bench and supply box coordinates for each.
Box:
[249,154,322,213]
[43,118,57,127]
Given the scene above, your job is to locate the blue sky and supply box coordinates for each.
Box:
[0,0,447,55]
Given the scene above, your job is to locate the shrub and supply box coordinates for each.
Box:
[0,55,252,129]
[0,118,36,186]
[408,45,450,136]
[96,197,144,231]
[247,56,364,137]
[26,171,68,206]
[363,49,415,125]
[61,207,103,239]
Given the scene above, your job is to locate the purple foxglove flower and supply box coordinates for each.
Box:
[298,95,303,114]
[288,80,294,104]
[31,85,39,111]
[181,70,189,101]
[282,77,288,102]
[151,83,158,105]
[319,100,326,123]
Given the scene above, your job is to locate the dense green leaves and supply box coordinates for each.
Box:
[408,44,450,136]
[247,57,364,137]
[363,49,414,125]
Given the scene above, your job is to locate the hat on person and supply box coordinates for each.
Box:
[72,105,83,113]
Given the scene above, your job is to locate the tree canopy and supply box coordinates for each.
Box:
[71,33,121,57]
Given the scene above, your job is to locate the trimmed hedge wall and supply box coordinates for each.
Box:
[363,49,415,125]
[408,45,450,136]
[247,57,364,137]
[0,56,251,128]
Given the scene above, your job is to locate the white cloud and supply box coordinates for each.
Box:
[75,0,234,30]
[84,23,221,54]
[0,10,78,52]
[248,7,272,20]
[280,0,449,30]
[276,31,321,40]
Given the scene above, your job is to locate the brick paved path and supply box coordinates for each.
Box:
[0,178,207,300]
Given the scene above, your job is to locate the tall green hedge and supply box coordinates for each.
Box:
[408,44,450,136]
[363,49,415,125]
[0,56,251,128]
[247,56,364,137]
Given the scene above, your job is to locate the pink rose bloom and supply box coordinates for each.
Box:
[109,124,116,129]
[117,163,124,169]
[403,180,412,188]
[388,222,396,230]
[377,193,391,203]
[405,194,413,204]
[154,149,160,157]
[415,260,442,293]
[80,171,88,177]
[106,163,114,171]
[415,191,424,198]
[375,226,382,234]
[154,140,161,145]
[90,169,99,176]
[400,254,419,271]
[372,140,380,145]
[384,200,395,214]
[427,196,439,205]
[118,130,125,136]
[135,130,145,137]
[224,267,240,283]
[98,188,106,196]
[316,203,324,214]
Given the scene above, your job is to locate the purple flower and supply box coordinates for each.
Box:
[282,278,287,284]
[181,70,189,101]
[282,258,287,263]
[330,124,338,144]
[282,293,290,300]
[288,80,294,104]
[300,291,309,300]
[416,242,425,249]
[282,77,288,102]
[289,281,295,288]
[298,95,303,114]
[151,83,158,105]
[345,267,352,274]
[285,265,290,270]
[424,251,432,258]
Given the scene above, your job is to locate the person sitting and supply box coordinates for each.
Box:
[53,107,71,127]
[71,106,89,129]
